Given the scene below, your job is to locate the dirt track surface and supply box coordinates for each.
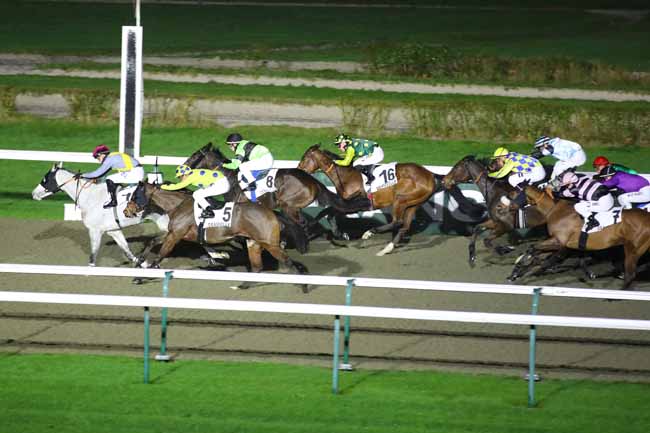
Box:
[1,217,650,382]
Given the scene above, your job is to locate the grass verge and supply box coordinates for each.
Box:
[0,353,649,433]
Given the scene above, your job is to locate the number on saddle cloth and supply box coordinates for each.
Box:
[367,163,397,192]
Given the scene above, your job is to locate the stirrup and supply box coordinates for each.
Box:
[200,208,215,219]
[103,199,117,209]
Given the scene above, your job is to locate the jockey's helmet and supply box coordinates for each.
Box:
[560,171,578,186]
[92,145,110,159]
[593,155,610,168]
[492,147,509,158]
[175,164,192,178]
[225,132,243,145]
[534,135,552,148]
[600,165,617,178]
[334,133,351,146]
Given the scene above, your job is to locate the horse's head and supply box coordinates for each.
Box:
[297,144,324,173]
[443,155,483,189]
[124,181,149,218]
[183,142,214,169]
[32,163,68,200]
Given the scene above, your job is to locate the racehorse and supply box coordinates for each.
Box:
[508,186,650,289]
[297,144,484,256]
[443,155,547,265]
[123,181,309,291]
[31,164,169,266]
[183,142,371,239]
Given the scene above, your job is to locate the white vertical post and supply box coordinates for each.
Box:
[119,26,143,158]
[135,0,141,27]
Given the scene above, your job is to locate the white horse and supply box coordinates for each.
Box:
[32,164,169,266]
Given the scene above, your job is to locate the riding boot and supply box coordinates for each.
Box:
[359,165,374,186]
[513,189,527,208]
[243,181,257,192]
[584,213,600,232]
[200,206,215,219]
[103,179,118,208]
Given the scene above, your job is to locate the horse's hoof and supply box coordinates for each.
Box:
[132,278,143,285]
[301,284,310,294]
[616,272,625,280]
[362,230,374,240]
[495,245,516,256]
[88,263,96,267]
[376,242,395,257]
[340,232,350,241]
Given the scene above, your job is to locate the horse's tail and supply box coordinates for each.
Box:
[274,211,309,254]
[434,174,487,220]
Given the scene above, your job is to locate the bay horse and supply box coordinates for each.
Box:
[183,143,371,239]
[124,181,309,291]
[297,144,484,256]
[32,164,169,266]
[443,155,547,265]
[508,186,650,289]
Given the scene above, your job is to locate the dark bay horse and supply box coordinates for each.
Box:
[297,145,483,256]
[184,143,371,239]
[443,155,547,265]
[124,181,309,291]
[509,186,650,289]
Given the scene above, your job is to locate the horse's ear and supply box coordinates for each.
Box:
[206,142,213,149]
[57,161,63,168]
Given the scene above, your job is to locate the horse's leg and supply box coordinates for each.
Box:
[140,231,184,269]
[232,240,262,291]
[508,238,562,282]
[469,222,493,266]
[262,242,310,293]
[377,205,417,257]
[87,229,103,267]
[105,230,137,264]
[622,241,642,290]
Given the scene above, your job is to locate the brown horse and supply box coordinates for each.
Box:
[508,186,650,289]
[124,181,309,291]
[297,144,483,256]
[443,155,546,265]
[183,143,370,239]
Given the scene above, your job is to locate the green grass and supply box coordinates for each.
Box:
[0,353,649,433]
[2,2,649,70]
[4,118,650,220]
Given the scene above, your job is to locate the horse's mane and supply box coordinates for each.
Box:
[320,147,343,161]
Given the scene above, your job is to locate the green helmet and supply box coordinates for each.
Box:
[334,133,351,146]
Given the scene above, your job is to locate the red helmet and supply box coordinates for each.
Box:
[92,145,110,159]
[592,156,609,168]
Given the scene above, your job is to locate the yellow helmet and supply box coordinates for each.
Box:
[493,147,509,158]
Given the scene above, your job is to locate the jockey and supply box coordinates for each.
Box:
[333,133,384,187]
[78,145,144,209]
[533,135,586,181]
[161,164,230,219]
[556,171,614,232]
[489,147,545,206]
[592,155,637,176]
[598,165,650,209]
[221,132,274,192]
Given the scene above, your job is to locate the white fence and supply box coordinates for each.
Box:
[2,263,650,405]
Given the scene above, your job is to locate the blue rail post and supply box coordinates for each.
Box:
[332,315,341,394]
[527,287,542,407]
[156,271,173,361]
[143,306,150,384]
[340,279,355,371]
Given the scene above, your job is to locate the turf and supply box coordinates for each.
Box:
[0,353,649,433]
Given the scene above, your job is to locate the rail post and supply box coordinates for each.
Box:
[340,279,355,371]
[156,271,173,361]
[332,315,341,394]
[527,287,542,407]
[143,306,150,384]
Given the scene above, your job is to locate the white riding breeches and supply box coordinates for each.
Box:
[353,146,384,167]
[508,165,546,188]
[550,150,587,180]
[618,185,650,209]
[574,194,614,219]
[193,177,231,209]
[239,153,274,185]
[107,166,144,184]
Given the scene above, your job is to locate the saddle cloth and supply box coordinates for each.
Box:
[363,162,398,193]
[240,169,278,202]
[582,207,623,233]
[193,201,235,228]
